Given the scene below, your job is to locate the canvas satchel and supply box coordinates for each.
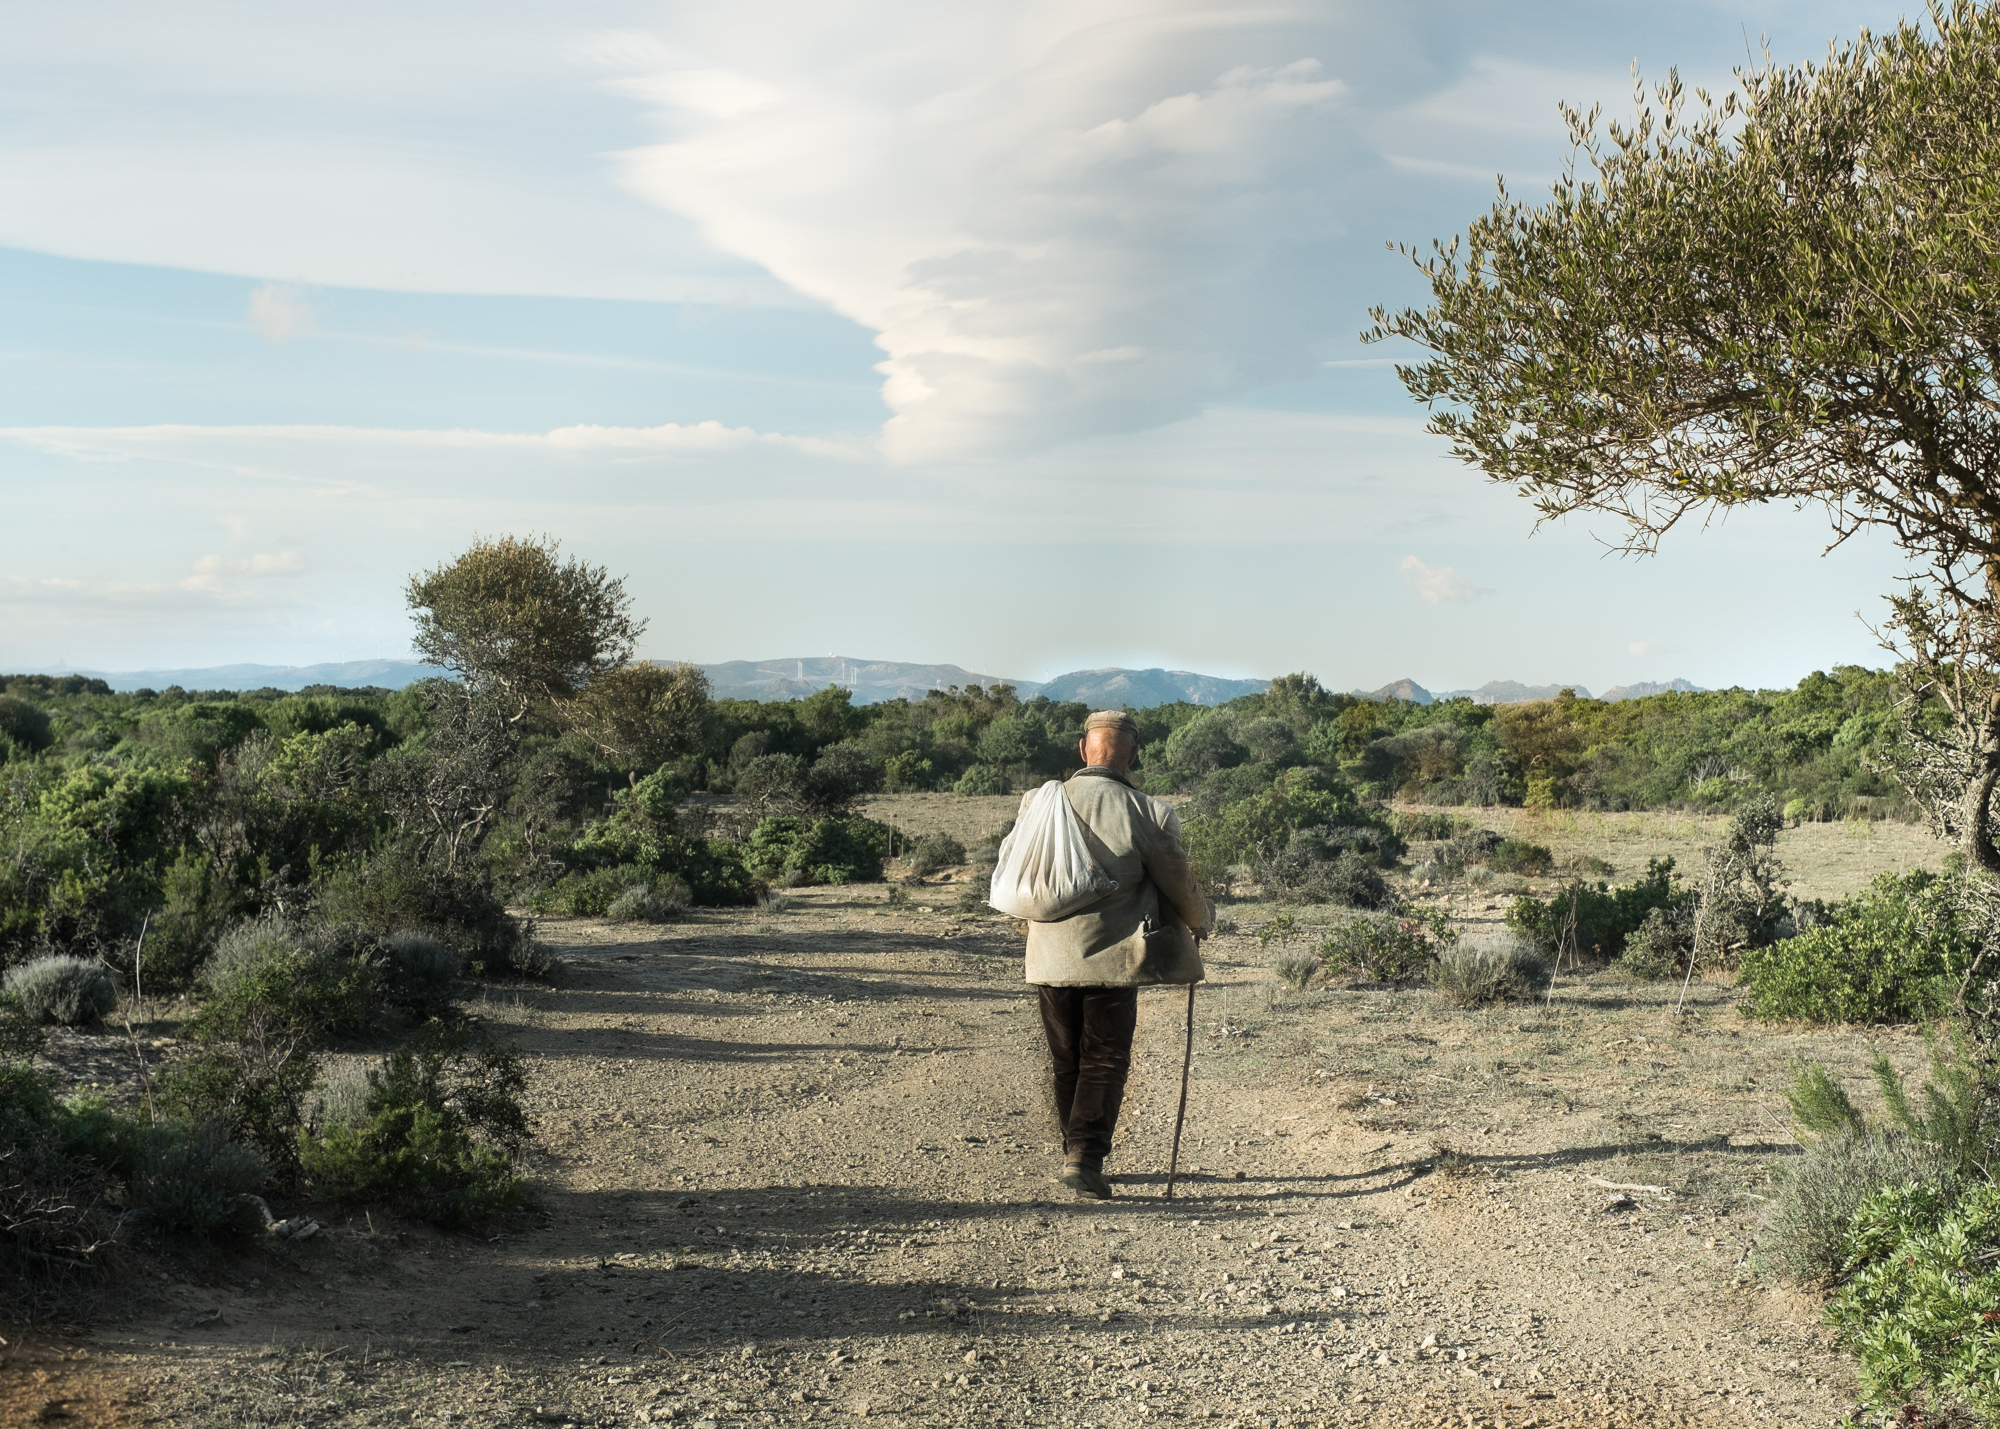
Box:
[986,780,1119,921]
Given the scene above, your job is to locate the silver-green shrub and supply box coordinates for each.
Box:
[310,1058,381,1132]
[606,874,691,923]
[4,955,118,1026]
[1272,950,1318,990]
[380,929,463,1005]
[1432,936,1548,1007]
[1759,1131,1952,1284]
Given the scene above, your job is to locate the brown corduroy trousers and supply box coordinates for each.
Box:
[1035,985,1139,1170]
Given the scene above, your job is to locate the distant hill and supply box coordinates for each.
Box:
[1037,668,1269,708]
[1354,678,1434,705]
[695,657,1039,705]
[1435,680,1594,704]
[53,659,446,693]
[1601,677,1706,702]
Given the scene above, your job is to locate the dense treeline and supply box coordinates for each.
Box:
[0,658,1911,984]
[1141,666,1908,818]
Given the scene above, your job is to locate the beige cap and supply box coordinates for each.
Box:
[1083,709,1139,737]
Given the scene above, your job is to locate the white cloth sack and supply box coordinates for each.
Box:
[986,780,1119,921]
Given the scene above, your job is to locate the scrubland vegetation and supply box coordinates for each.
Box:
[0,544,1988,1418]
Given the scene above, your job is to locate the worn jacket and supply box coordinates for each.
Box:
[1022,766,1211,987]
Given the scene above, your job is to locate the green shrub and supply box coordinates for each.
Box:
[1183,766,1400,885]
[142,850,240,990]
[1486,839,1554,875]
[193,918,379,1045]
[0,694,53,754]
[158,1042,318,1186]
[1432,937,1547,1007]
[313,849,535,972]
[299,1021,529,1228]
[557,776,759,909]
[906,833,967,876]
[954,764,1010,796]
[1614,904,1691,979]
[1318,907,1452,982]
[1257,841,1393,908]
[1738,871,1967,1025]
[130,1122,267,1236]
[1785,1060,1867,1139]
[744,816,889,885]
[1387,811,1469,841]
[531,864,652,916]
[1827,1181,2000,1423]
[4,956,118,1026]
[1506,858,1684,962]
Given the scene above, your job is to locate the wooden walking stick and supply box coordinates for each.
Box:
[1164,981,1196,1200]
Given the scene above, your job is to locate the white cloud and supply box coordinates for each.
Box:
[1399,555,1489,605]
[599,9,1355,460]
[247,283,315,342]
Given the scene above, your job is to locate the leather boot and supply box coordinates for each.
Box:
[1061,1159,1114,1200]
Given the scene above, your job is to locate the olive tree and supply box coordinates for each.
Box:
[1368,0,2000,870]
[407,535,643,722]
[392,537,650,867]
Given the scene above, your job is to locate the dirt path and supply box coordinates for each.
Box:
[45,885,1883,1428]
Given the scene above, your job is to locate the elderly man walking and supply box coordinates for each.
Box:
[1025,710,1214,1199]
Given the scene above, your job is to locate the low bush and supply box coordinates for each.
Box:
[316,851,540,974]
[158,1041,318,1186]
[1387,811,1469,841]
[0,1064,122,1312]
[379,930,463,1008]
[605,876,691,923]
[1486,839,1554,875]
[299,1021,530,1228]
[1432,937,1547,1007]
[4,956,118,1026]
[1318,907,1451,982]
[193,918,378,1045]
[744,816,889,885]
[1759,1130,1953,1285]
[954,764,1011,796]
[1255,832,1394,909]
[1614,904,1692,979]
[129,1122,267,1237]
[534,866,691,922]
[1271,949,1318,990]
[1506,858,1684,963]
[1738,871,1967,1025]
[906,833,967,876]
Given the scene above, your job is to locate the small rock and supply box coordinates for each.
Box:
[963,1350,982,1365]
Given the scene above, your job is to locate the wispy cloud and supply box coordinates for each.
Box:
[0,420,868,465]
[1399,555,1490,605]
[185,551,305,590]
[247,282,316,343]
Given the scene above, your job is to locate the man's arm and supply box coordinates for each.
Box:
[1145,805,1215,936]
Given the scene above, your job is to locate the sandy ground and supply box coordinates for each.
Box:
[10,858,1912,1429]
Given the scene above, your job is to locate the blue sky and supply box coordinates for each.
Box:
[0,0,1910,691]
